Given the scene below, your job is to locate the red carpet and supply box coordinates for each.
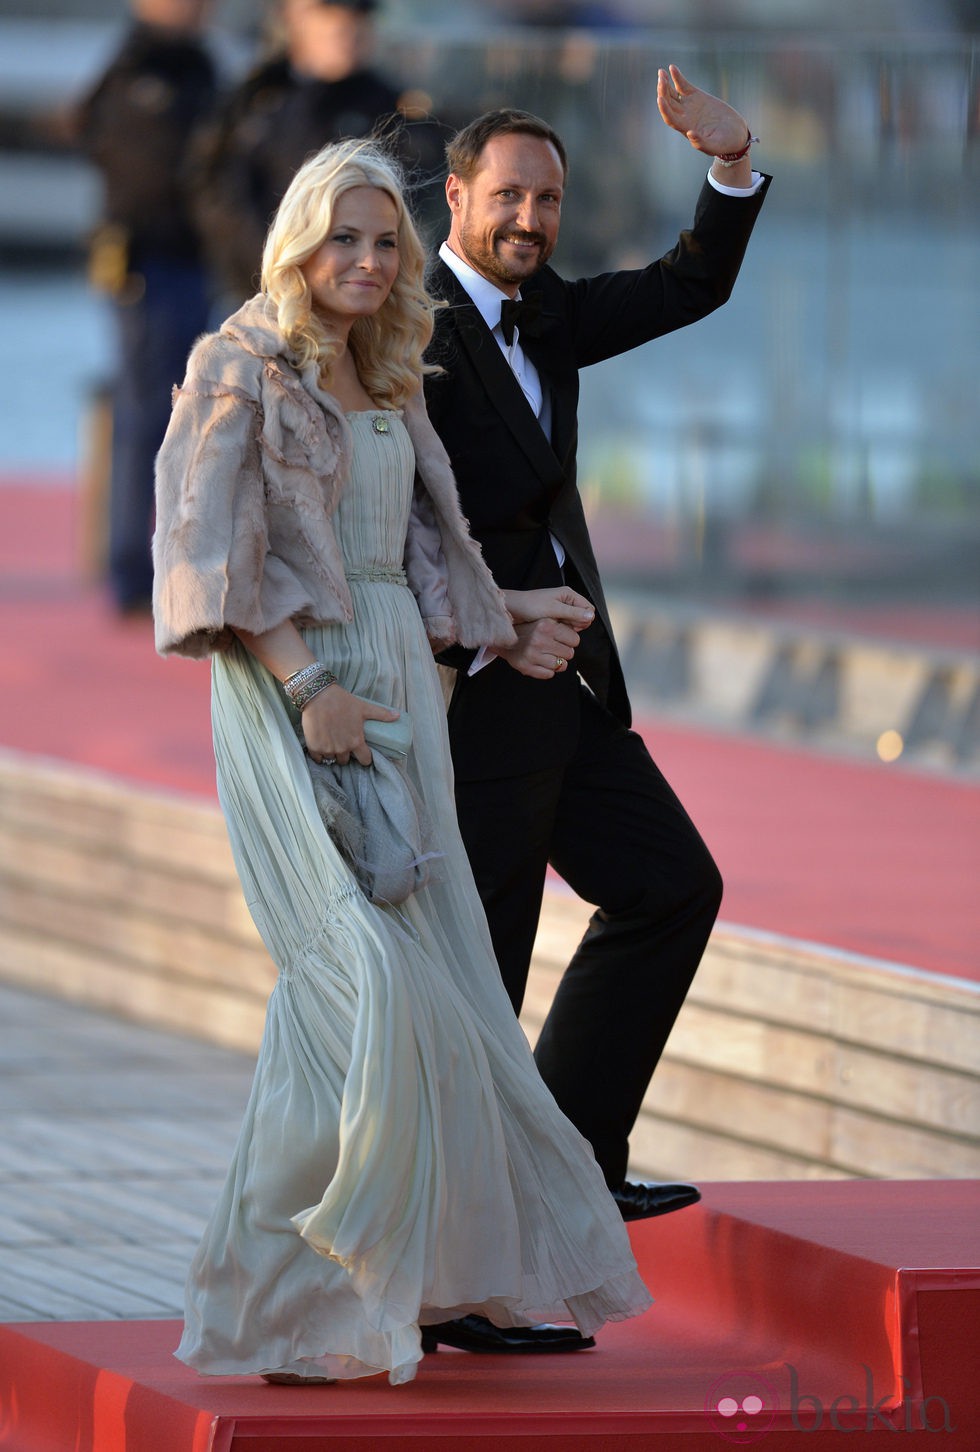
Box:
[1,481,978,981]
[1,1182,977,1450]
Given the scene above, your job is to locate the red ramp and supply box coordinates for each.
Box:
[1,1180,976,1450]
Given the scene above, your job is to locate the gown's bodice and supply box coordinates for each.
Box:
[334,411,413,580]
[312,410,417,713]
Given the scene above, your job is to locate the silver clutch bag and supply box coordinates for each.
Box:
[360,699,412,760]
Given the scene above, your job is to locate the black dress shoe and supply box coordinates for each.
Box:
[261,1371,337,1385]
[612,1180,701,1221]
[420,1314,595,1354]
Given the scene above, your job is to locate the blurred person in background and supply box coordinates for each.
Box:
[189,0,442,309]
[424,69,770,1248]
[75,0,219,616]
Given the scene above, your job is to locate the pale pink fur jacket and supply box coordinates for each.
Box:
[152,294,515,659]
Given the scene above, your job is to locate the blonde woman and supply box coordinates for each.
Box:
[153,140,650,1387]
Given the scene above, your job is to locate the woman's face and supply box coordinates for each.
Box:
[300,187,400,332]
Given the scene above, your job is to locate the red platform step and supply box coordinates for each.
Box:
[0,1181,976,1451]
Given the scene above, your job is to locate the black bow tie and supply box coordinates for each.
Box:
[499,294,542,346]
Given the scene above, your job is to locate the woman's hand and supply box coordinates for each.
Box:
[503,586,595,627]
[497,586,595,681]
[229,621,398,767]
[301,686,399,767]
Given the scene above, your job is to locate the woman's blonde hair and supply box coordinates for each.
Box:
[261,139,437,408]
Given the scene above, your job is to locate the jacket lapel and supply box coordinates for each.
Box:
[434,262,566,495]
[523,320,577,476]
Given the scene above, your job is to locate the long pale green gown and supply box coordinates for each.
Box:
[175,411,651,1385]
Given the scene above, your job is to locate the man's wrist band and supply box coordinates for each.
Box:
[715,129,759,167]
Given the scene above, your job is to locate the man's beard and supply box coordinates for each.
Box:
[458,221,552,286]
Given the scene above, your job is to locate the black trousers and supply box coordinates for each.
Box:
[453,687,723,1187]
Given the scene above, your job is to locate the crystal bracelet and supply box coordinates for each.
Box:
[292,673,338,710]
[283,663,338,709]
[283,661,326,692]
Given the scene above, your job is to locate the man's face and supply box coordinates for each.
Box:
[446,132,564,295]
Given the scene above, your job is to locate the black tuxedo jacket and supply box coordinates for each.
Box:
[424,174,771,780]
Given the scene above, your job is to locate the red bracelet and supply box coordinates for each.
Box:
[716,128,759,168]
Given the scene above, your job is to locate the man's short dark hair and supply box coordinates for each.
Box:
[446,109,568,182]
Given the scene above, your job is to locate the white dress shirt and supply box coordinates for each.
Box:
[438,241,561,673]
[437,241,549,431]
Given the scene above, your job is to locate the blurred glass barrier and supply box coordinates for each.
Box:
[1,17,977,616]
[387,28,979,613]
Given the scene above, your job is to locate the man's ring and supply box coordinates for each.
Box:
[553,656,566,672]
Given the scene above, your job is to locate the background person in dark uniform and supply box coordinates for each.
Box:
[189,0,442,308]
[76,0,218,615]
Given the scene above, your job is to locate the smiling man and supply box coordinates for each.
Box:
[421,69,771,1354]
[446,126,563,285]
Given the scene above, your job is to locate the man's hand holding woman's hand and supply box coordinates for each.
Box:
[498,586,594,681]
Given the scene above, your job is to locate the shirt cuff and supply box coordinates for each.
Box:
[707,168,765,197]
[468,644,497,676]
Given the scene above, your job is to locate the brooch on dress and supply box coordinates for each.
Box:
[372,415,390,435]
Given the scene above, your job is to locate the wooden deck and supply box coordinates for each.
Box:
[0,979,251,1323]
[1,748,977,1217]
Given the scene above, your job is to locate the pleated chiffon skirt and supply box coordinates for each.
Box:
[175,412,651,1384]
